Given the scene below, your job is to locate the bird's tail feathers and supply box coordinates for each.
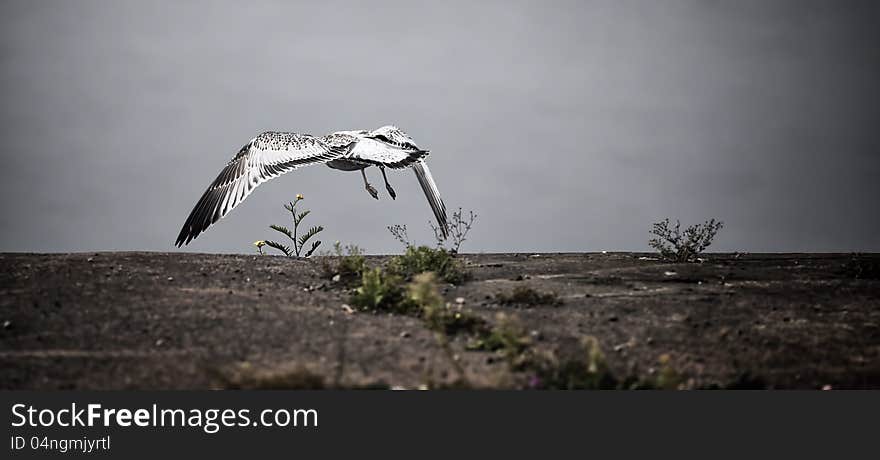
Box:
[412,160,448,238]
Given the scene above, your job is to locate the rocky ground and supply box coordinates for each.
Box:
[1,252,878,389]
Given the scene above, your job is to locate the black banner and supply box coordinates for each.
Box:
[1,391,875,458]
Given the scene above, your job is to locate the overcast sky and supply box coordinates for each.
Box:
[1,0,878,254]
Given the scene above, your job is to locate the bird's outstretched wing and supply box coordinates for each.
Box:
[175,132,356,246]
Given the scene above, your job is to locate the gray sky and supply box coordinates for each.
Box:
[1,0,878,254]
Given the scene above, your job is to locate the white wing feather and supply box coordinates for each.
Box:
[176,132,354,246]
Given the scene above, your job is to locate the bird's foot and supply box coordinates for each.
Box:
[366,183,379,200]
[386,183,396,200]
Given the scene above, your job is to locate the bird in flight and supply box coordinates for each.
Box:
[175,125,448,247]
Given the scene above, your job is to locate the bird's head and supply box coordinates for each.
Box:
[368,125,420,150]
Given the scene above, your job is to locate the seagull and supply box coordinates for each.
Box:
[175,125,448,247]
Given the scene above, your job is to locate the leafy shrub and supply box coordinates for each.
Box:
[649,218,723,262]
[387,245,469,285]
[349,268,411,313]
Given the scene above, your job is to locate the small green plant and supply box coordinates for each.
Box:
[526,337,617,390]
[321,242,367,284]
[494,286,562,307]
[649,218,723,262]
[469,315,617,389]
[350,269,486,337]
[387,245,469,285]
[651,354,681,390]
[258,194,323,257]
[412,273,487,336]
[467,313,531,355]
[349,268,411,313]
[406,272,486,386]
[346,266,682,389]
[430,207,477,253]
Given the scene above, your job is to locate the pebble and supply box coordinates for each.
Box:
[2,320,12,329]
[607,315,619,322]
[400,331,410,338]
[455,297,465,305]
[166,277,174,282]
[332,274,341,283]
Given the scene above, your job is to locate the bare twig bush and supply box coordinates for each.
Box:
[649,218,723,262]
[430,208,477,253]
[387,224,412,248]
[388,208,477,256]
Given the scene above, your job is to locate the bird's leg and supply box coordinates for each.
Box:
[361,168,379,200]
[380,166,396,200]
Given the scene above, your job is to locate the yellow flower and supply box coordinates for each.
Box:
[295,194,304,200]
[254,240,266,248]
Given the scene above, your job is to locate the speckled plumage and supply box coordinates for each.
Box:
[176,126,447,246]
